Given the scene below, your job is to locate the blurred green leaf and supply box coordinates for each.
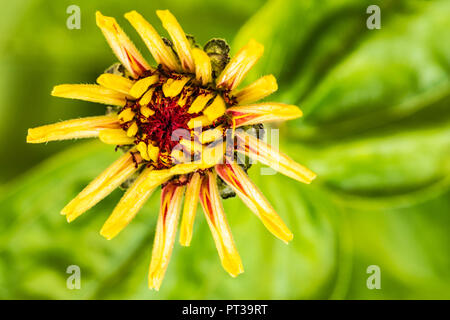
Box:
[296,0,450,138]
[288,123,450,199]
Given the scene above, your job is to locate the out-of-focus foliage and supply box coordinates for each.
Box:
[0,0,449,299]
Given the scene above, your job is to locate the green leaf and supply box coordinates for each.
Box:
[292,0,450,139]
[292,123,450,199]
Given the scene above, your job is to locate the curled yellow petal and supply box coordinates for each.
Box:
[27,115,120,144]
[129,75,159,99]
[139,88,156,106]
[118,108,135,122]
[100,167,173,240]
[125,10,181,72]
[126,122,138,137]
[140,105,155,117]
[137,141,150,160]
[148,144,160,162]
[96,73,134,95]
[192,48,212,85]
[199,126,224,144]
[162,77,190,98]
[179,172,202,246]
[62,151,142,222]
[187,115,213,129]
[96,11,150,78]
[235,131,316,184]
[216,39,264,90]
[227,103,302,127]
[179,139,202,161]
[156,10,195,73]
[99,128,135,145]
[215,162,293,243]
[199,171,243,277]
[148,183,185,290]
[188,92,214,114]
[232,74,278,104]
[52,84,128,107]
[202,95,226,122]
[199,141,226,169]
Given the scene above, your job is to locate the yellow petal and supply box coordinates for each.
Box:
[200,142,226,169]
[198,126,224,144]
[187,115,213,129]
[148,144,160,162]
[216,162,293,243]
[140,105,155,117]
[62,151,142,222]
[179,137,202,154]
[156,10,195,73]
[118,108,135,122]
[162,77,190,98]
[188,92,214,114]
[149,183,185,290]
[126,122,138,137]
[99,128,135,145]
[125,11,181,72]
[203,95,226,122]
[227,103,302,127]
[96,73,134,95]
[129,75,159,99]
[192,48,212,85]
[52,84,128,106]
[170,148,186,164]
[235,131,317,184]
[137,141,150,160]
[169,163,202,176]
[100,167,173,240]
[232,74,277,104]
[96,11,150,78]
[179,172,202,246]
[199,171,243,277]
[27,115,120,144]
[139,88,156,107]
[177,90,192,107]
[216,39,264,90]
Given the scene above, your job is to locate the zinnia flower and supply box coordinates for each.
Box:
[27,10,316,290]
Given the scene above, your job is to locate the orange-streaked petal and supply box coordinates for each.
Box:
[232,74,277,104]
[179,172,202,246]
[96,11,150,78]
[61,151,142,222]
[192,48,212,86]
[52,84,129,106]
[216,162,293,243]
[96,73,135,95]
[148,183,185,290]
[27,115,120,144]
[227,103,302,127]
[216,39,264,90]
[156,10,195,73]
[100,167,174,240]
[199,171,243,277]
[99,128,135,145]
[125,10,181,72]
[235,131,316,184]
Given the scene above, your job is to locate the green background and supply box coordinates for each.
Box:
[0,0,449,299]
